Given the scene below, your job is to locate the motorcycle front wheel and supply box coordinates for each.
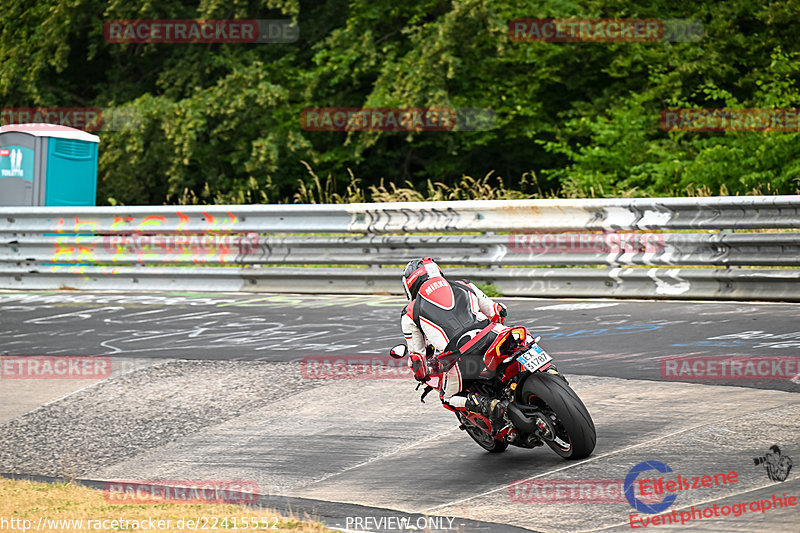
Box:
[455,412,509,453]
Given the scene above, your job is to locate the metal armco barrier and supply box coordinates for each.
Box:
[5,232,800,267]
[1,196,799,300]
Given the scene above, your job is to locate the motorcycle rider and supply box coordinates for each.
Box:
[399,257,511,431]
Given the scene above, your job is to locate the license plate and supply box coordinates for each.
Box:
[517,344,553,372]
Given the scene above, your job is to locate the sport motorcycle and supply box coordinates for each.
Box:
[390,326,596,458]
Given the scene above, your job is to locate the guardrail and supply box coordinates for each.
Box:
[1,196,799,300]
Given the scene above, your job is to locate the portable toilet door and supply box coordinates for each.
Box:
[0,126,39,205]
[0,123,99,206]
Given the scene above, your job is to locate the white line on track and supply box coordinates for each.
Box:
[419,408,794,514]
[2,358,173,424]
[295,429,454,488]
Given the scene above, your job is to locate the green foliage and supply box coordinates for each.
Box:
[473,282,503,298]
[292,164,545,203]
[2,0,800,205]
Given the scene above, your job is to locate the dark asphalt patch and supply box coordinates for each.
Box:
[1,291,798,391]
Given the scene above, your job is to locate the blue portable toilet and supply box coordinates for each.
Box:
[0,123,99,206]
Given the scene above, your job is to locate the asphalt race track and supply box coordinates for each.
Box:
[0,290,798,532]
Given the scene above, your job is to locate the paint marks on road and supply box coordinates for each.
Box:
[535,302,620,311]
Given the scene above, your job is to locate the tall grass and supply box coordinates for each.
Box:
[161,163,799,206]
[291,163,797,204]
[293,162,550,203]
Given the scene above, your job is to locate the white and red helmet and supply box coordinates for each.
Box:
[402,258,444,299]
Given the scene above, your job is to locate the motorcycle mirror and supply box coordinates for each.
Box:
[389,344,408,359]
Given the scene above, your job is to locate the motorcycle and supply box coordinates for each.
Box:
[390,326,596,459]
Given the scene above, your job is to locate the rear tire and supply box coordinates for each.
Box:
[456,413,508,453]
[519,373,596,459]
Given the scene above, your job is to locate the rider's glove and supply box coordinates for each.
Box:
[491,302,508,324]
[409,352,429,382]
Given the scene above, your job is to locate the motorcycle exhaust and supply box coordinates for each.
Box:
[507,402,538,433]
[507,403,555,441]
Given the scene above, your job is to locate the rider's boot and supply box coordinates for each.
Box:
[465,392,508,433]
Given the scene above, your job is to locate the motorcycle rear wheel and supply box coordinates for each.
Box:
[518,372,596,459]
